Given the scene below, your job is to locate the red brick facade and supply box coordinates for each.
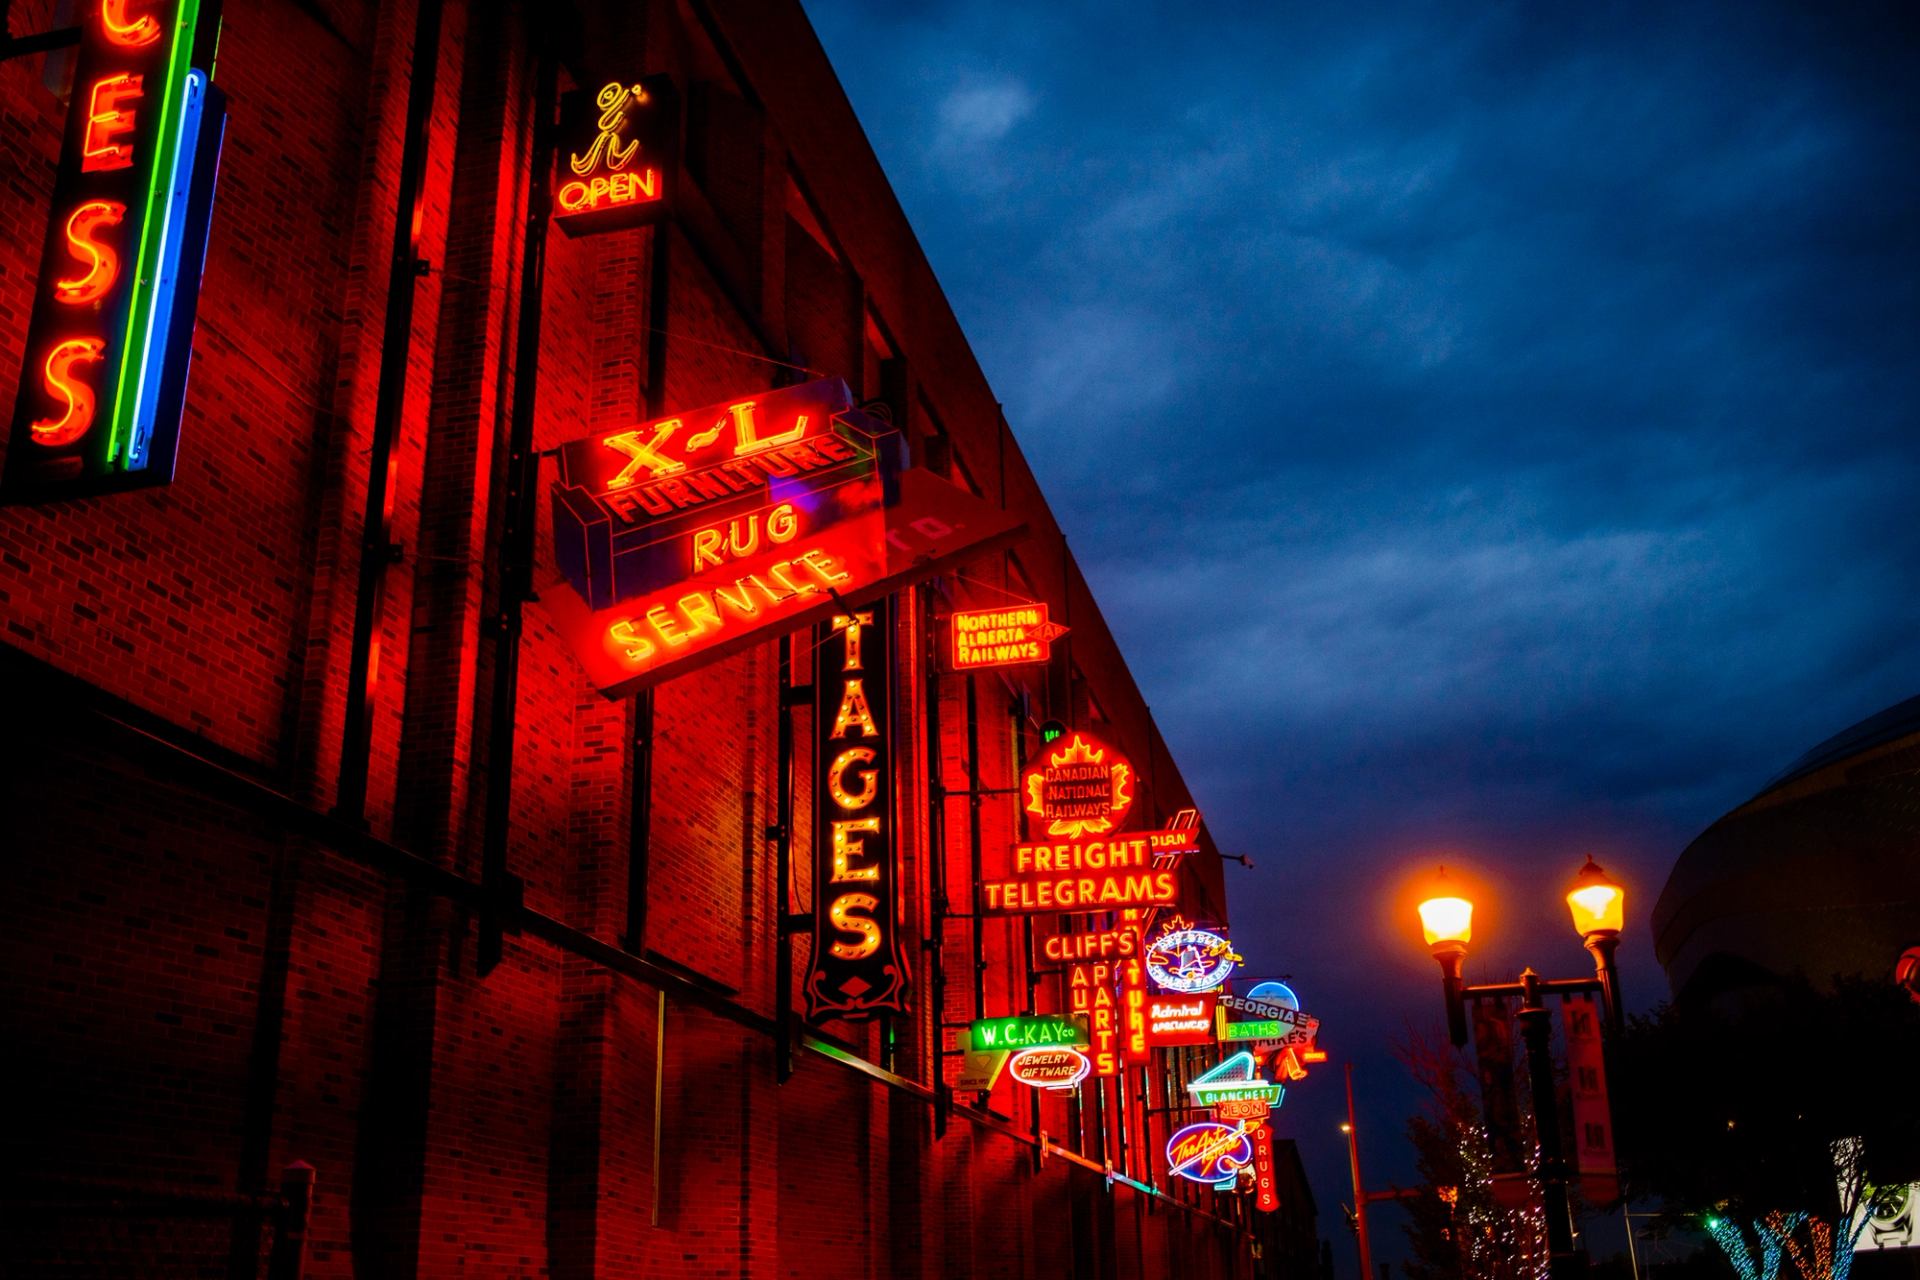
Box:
[0,1,1274,1275]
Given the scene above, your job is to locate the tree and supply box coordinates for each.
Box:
[1398,1029,1549,1280]
[1611,976,1920,1280]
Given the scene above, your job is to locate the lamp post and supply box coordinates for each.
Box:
[1341,1062,1374,1280]
[1415,859,1629,1280]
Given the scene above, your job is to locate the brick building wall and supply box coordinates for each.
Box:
[0,0,1274,1276]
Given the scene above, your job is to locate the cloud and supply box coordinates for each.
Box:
[804,0,1920,1265]
[935,78,1034,148]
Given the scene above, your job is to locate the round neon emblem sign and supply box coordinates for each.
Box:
[1166,1121,1254,1187]
[1008,1046,1091,1091]
[1145,927,1239,993]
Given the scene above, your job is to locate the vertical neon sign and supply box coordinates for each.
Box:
[803,600,910,1019]
[4,0,226,502]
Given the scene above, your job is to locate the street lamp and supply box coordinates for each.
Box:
[1417,869,1473,1046]
[1414,859,1630,1279]
[1567,857,1625,1035]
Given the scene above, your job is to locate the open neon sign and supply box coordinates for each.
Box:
[5,0,227,501]
[553,75,674,236]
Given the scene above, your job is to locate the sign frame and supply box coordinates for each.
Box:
[802,601,909,1020]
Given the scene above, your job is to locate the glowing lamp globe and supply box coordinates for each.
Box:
[1417,869,1473,952]
[1565,857,1625,939]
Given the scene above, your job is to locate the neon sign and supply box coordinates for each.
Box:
[981,836,1177,916]
[544,385,1027,698]
[1068,959,1122,1076]
[967,1014,1088,1050]
[1145,993,1217,1046]
[1040,927,1139,964]
[803,604,908,1020]
[551,379,898,611]
[1166,1122,1253,1188]
[553,75,674,236]
[1216,990,1320,1048]
[1185,1052,1285,1107]
[1144,925,1240,993]
[5,0,227,502]
[949,604,1068,670]
[1023,732,1132,837]
[1213,1096,1271,1123]
[1251,1124,1280,1212]
[1008,1047,1090,1091]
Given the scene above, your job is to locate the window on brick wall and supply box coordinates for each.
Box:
[685,81,766,260]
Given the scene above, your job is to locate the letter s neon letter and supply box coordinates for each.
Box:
[31,337,108,446]
[827,893,881,960]
[54,200,126,305]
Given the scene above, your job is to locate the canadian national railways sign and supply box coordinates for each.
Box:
[804,602,910,1020]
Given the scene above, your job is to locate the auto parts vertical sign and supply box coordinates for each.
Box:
[804,599,910,1019]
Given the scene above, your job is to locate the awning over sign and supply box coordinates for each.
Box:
[542,469,1028,698]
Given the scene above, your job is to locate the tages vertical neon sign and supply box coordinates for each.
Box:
[5,0,227,502]
[803,601,910,1020]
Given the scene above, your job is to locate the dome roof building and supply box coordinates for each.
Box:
[1653,694,1920,1002]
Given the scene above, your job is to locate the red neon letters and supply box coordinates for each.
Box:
[31,338,108,445]
[53,200,126,305]
[101,0,163,46]
[81,73,144,172]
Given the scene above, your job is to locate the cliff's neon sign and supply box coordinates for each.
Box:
[6,0,226,501]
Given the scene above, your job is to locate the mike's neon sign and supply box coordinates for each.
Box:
[5,0,227,502]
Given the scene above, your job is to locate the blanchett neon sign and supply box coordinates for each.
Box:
[803,605,909,1020]
[949,604,1068,671]
[1023,732,1132,837]
[5,0,227,502]
[553,75,674,237]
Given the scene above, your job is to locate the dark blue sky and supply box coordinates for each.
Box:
[805,1,1920,1269]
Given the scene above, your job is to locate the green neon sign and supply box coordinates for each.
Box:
[968,1014,1088,1051]
[1221,1019,1283,1041]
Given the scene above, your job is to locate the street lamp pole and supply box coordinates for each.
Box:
[1341,1062,1375,1280]
[1415,859,1631,1280]
[1516,968,1578,1274]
